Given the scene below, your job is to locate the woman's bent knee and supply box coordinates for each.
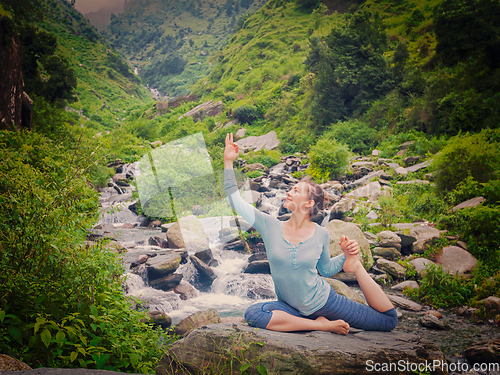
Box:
[245,303,272,329]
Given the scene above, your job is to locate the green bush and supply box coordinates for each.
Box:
[432,129,500,193]
[404,264,474,308]
[232,105,261,124]
[440,206,500,272]
[0,130,170,371]
[307,138,349,182]
[323,119,378,155]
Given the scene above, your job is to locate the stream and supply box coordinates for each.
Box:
[94,160,500,364]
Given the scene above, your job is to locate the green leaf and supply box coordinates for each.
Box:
[95,354,110,369]
[239,363,251,372]
[0,309,5,322]
[70,351,78,362]
[8,326,23,345]
[256,364,268,375]
[90,305,98,316]
[56,330,66,342]
[41,328,52,348]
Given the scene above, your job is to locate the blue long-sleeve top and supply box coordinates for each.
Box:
[224,169,346,315]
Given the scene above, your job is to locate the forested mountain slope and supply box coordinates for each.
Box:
[102,0,267,96]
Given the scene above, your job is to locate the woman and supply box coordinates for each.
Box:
[224,133,397,334]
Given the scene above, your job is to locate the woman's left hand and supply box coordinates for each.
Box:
[339,235,360,256]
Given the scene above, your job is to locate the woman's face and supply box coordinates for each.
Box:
[283,182,313,215]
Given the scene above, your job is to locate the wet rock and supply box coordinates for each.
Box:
[391,280,419,291]
[419,314,449,330]
[247,286,276,300]
[174,280,199,300]
[174,308,221,337]
[149,273,183,291]
[325,220,373,270]
[148,236,169,248]
[190,255,217,285]
[452,196,486,212]
[463,339,500,364]
[194,248,214,265]
[235,131,280,152]
[0,355,32,371]
[106,241,128,253]
[157,324,447,375]
[167,215,210,252]
[435,246,478,276]
[323,278,365,304]
[222,239,247,253]
[409,257,436,278]
[377,259,407,279]
[409,226,441,254]
[377,231,402,250]
[372,246,401,261]
[387,294,423,311]
[243,260,271,274]
[146,250,184,280]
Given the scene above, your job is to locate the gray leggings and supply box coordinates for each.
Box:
[245,287,398,331]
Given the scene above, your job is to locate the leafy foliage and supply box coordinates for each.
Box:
[306,11,395,130]
[307,138,349,182]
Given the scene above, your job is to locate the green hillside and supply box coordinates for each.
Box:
[102,0,268,96]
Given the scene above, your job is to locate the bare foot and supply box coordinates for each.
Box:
[343,254,362,274]
[315,316,350,335]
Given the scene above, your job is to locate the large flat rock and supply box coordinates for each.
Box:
[157,323,446,375]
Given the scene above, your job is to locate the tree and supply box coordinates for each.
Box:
[434,0,500,67]
[306,11,394,130]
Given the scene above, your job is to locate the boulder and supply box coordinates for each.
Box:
[451,196,486,212]
[409,258,436,278]
[329,198,356,219]
[324,220,373,270]
[146,250,185,281]
[146,311,172,330]
[243,162,268,172]
[174,280,199,300]
[235,128,246,140]
[190,255,217,288]
[464,339,500,365]
[377,259,407,279]
[409,226,441,254]
[435,246,477,276]
[174,308,221,337]
[157,324,446,375]
[404,156,421,167]
[346,181,388,202]
[236,131,280,152]
[167,215,210,252]
[243,260,271,274]
[349,170,385,189]
[391,280,419,291]
[377,231,402,250]
[480,296,500,314]
[395,166,408,176]
[0,355,32,371]
[323,278,365,304]
[194,248,214,265]
[387,295,423,311]
[178,100,224,122]
[406,160,431,173]
[148,236,169,248]
[419,314,449,330]
[424,310,442,319]
[149,273,183,291]
[372,246,401,261]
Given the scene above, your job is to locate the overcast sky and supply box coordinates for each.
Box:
[74,0,126,15]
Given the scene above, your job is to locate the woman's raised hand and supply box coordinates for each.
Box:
[339,235,360,256]
[224,133,239,164]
